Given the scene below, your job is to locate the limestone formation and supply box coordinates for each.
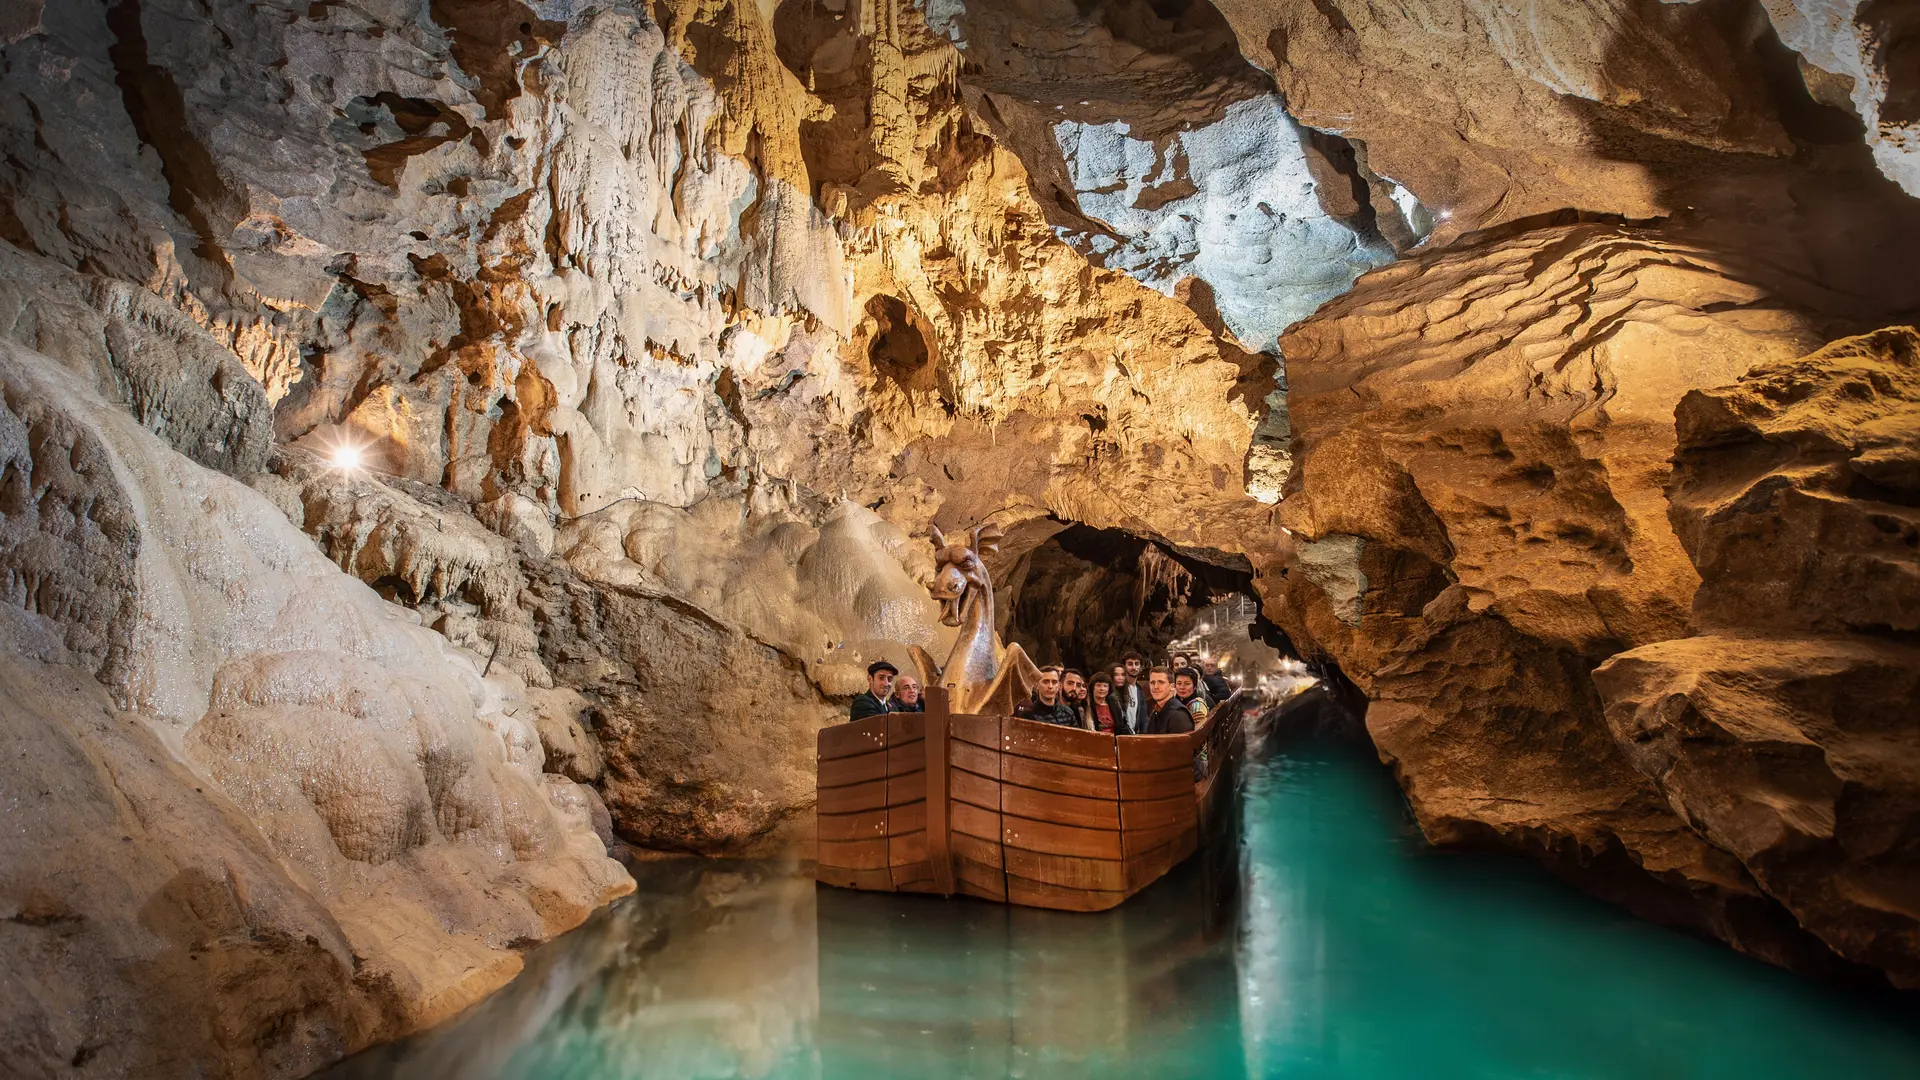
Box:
[1595,327,1920,986]
[1211,0,1797,239]
[0,337,628,1076]
[1762,0,1920,197]
[1262,224,1920,979]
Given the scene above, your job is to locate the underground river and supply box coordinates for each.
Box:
[326,737,1920,1079]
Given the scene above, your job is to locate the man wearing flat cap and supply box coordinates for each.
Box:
[849,660,897,721]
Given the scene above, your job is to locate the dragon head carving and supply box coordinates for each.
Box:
[927,522,1002,628]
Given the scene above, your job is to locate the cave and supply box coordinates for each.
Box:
[997,522,1272,673]
[3,0,1920,1076]
[861,293,935,389]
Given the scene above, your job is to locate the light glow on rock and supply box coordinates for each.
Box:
[321,434,370,473]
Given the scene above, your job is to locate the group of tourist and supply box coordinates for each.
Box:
[848,652,1235,736]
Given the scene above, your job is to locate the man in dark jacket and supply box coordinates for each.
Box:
[849,660,896,721]
[1139,665,1195,736]
[893,675,927,712]
[1201,658,1233,703]
[1061,668,1089,727]
[1014,666,1078,727]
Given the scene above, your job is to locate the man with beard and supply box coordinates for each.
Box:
[1014,666,1078,727]
[1061,668,1090,728]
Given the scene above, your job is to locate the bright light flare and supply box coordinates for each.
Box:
[318,430,372,474]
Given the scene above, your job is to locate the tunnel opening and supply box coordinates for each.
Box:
[861,294,938,392]
[997,522,1293,679]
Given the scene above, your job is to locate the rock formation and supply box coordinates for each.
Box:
[1261,214,1920,981]
[1595,327,1920,986]
[1208,0,1919,239]
[1239,0,1920,989]
[0,311,628,1075]
[2,0,1920,1072]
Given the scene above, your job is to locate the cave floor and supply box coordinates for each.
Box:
[324,744,1920,1079]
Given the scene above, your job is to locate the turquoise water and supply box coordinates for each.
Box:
[328,743,1920,1080]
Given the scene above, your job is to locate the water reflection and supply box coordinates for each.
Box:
[329,745,1920,1080]
[326,861,821,1080]
[816,850,1241,1078]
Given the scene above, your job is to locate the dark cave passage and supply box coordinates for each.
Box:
[996,522,1283,674]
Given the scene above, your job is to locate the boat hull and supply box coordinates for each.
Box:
[816,689,1246,912]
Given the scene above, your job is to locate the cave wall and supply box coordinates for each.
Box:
[1261,223,1836,967]
[0,2,1286,1071]
[1594,327,1920,987]
[0,321,628,1075]
[1229,0,1920,988]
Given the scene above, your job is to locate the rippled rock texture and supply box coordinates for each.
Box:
[1263,213,1920,981]
[1596,327,1920,986]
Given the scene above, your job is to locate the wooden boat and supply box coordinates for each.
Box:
[815,687,1250,912]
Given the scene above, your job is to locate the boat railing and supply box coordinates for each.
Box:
[1192,691,1247,774]
[816,685,1254,911]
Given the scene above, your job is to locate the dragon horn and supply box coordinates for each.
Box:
[971,521,1004,554]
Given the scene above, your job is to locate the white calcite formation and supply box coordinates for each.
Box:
[0,327,628,1076]
[1763,0,1920,197]
[1052,94,1395,352]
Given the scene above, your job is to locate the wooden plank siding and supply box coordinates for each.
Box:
[817,690,1248,912]
[948,712,1008,903]
[885,711,931,890]
[1114,730,1200,908]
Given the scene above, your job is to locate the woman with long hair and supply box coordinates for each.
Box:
[1085,672,1117,734]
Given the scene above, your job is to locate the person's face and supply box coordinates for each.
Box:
[1111,666,1126,686]
[870,670,895,697]
[1063,673,1086,700]
[1147,671,1173,703]
[897,677,920,703]
[1124,658,1142,677]
[1202,658,1218,674]
[1173,655,1189,670]
[1175,674,1197,697]
[1038,670,1060,702]
[1092,681,1110,703]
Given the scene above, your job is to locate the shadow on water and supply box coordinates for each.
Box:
[327,732,1920,1080]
